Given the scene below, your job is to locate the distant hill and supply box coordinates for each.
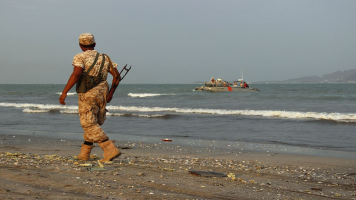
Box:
[255,69,356,84]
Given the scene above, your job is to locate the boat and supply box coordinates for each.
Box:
[195,77,259,92]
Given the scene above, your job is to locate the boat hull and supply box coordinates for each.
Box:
[196,86,259,92]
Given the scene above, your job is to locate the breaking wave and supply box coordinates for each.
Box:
[56,92,76,96]
[106,113,171,118]
[23,108,51,113]
[105,105,356,122]
[128,93,176,98]
[0,103,77,110]
[1,102,356,122]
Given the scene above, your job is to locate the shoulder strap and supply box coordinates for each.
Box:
[102,54,113,72]
[97,54,105,75]
[86,52,100,74]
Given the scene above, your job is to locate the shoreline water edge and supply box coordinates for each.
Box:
[2,129,356,160]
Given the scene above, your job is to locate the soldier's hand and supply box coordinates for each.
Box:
[59,93,67,105]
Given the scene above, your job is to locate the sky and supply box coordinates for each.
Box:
[1,0,356,84]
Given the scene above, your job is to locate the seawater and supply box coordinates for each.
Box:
[0,84,355,158]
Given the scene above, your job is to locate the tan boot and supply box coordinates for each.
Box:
[77,144,94,161]
[98,140,121,162]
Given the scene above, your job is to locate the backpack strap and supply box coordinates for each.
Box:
[102,54,113,72]
[86,52,100,74]
[97,54,105,75]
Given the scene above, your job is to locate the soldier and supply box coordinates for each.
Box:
[59,33,121,162]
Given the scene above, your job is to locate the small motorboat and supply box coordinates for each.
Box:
[195,77,259,92]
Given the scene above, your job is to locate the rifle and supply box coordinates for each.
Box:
[107,64,131,103]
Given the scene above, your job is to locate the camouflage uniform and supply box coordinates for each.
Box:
[73,50,118,143]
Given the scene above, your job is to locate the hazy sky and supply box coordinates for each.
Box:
[1,0,355,84]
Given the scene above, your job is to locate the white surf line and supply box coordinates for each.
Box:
[2,103,356,122]
[106,105,356,122]
[128,93,176,98]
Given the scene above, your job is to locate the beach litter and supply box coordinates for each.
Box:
[188,171,226,178]
[89,160,107,171]
[311,187,322,191]
[80,163,93,167]
[227,173,236,180]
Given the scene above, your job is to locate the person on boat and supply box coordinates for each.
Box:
[240,81,244,88]
[208,78,215,87]
[59,33,121,162]
[233,82,237,86]
[244,82,249,88]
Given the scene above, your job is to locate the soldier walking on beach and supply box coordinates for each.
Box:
[59,33,121,162]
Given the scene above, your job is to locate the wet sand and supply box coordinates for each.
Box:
[0,133,355,200]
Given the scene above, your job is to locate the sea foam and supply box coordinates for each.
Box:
[128,93,176,98]
[1,102,356,122]
[56,92,76,96]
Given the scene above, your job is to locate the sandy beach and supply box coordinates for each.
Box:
[0,133,355,200]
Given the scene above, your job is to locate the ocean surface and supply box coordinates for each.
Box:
[1,83,356,158]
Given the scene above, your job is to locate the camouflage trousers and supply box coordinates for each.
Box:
[78,82,109,143]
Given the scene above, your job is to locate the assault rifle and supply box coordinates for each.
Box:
[107,64,131,103]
